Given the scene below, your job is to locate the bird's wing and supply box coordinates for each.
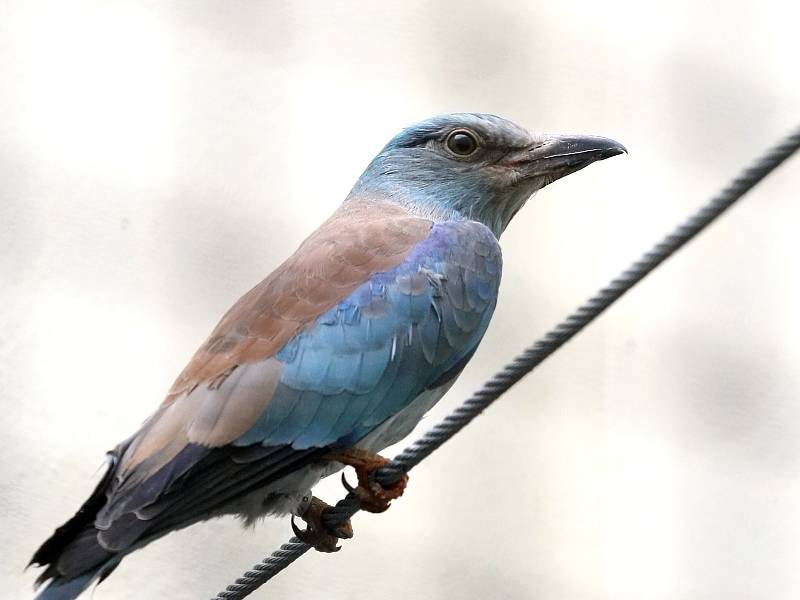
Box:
[89,201,501,555]
[114,199,431,475]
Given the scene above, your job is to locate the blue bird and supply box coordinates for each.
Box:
[30,113,625,598]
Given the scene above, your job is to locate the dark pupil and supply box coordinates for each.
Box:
[448,132,476,155]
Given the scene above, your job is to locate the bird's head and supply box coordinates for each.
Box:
[349,113,626,237]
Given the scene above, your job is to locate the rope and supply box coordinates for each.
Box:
[213,124,800,600]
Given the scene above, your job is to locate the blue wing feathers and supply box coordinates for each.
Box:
[236,220,502,450]
[268,390,325,445]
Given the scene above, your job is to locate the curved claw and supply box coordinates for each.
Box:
[290,515,305,540]
[341,472,356,493]
[291,513,342,553]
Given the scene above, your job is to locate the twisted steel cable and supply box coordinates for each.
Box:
[213,124,800,600]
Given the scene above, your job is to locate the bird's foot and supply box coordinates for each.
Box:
[291,495,353,553]
[325,448,409,513]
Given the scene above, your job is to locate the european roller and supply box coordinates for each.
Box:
[30,113,625,598]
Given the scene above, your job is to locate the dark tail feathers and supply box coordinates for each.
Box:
[34,567,104,600]
[30,455,121,599]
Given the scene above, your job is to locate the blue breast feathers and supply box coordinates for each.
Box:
[234,220,502,450]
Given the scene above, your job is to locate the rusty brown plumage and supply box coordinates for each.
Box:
[167,198,432,400]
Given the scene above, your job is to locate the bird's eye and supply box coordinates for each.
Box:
[445,130,479,156]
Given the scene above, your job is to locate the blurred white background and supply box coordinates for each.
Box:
[2,1,799,598]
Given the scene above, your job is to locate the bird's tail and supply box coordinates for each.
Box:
[33,567,106,600]
[31,524,122,599]
[30,455,122,599]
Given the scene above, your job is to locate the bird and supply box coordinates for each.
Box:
[29,113,625,599]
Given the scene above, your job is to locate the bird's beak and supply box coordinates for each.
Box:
[509,134,627,185]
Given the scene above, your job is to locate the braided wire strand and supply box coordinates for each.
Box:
[213,125,800,600]
[213,538,311,600]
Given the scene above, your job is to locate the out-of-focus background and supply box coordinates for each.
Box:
[2,1,799,598]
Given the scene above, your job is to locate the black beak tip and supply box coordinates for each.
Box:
[602,140,628,159]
